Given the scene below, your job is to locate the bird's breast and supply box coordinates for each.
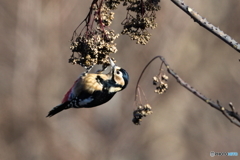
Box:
[82,74,110,94]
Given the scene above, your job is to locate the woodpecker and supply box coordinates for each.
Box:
[46,58,129,117]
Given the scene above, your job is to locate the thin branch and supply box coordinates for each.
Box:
[143,56,240,127]
[71,0,99,41]
[170,0,240,53]
[134,56,160,101]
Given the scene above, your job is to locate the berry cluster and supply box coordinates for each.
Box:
[132,104,153,125]
[70,28,119,67]
[105,0,121,10]
[69,0,161,68]
[132,60,168,125]
[153,73,168,94]
[121,0,161,44]
[69,1,119,68]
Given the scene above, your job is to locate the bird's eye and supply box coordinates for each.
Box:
[116,70,120,74]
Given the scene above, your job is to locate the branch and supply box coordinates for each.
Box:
[170,0,240,53]
[158,56,240,127]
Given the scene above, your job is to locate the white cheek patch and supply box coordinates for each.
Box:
[114,75,125,87]
[79,97,94,106]
[109,87,122,93]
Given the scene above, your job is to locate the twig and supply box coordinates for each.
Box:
[156,56,240,127]
[170,0,240,53]
[134,56,160,101]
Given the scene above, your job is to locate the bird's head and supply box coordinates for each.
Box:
[108,58,129,92]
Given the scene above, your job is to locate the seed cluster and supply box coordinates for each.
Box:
[153,73,168,94]
[69,0,161,67]
[121,0,161,45]
[70,2,119,68]
[132,104,153,125]
[94,3,115,27]
[70,29,119,67]
[105,0,121,10]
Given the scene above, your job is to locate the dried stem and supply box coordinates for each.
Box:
[170,0,240,53]
[147,55,240,127]
[134,56,161,102]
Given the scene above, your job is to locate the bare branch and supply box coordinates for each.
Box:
[170,0,240,53]
[134,56,240,126]
[158,55,240,127]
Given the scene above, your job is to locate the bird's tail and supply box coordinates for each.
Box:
[46,102,70,117]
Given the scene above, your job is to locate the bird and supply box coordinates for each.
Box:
[46,58,129,117]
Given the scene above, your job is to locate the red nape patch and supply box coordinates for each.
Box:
[61,80,78,103]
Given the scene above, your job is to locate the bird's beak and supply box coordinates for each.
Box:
[109,57,116,68]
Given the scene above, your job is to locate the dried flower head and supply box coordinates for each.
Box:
[70,29,119,67]
[153,70,168,94]
[105,0,121,10]
[132,104,153,125]
[94,3,115,26]
[121,0,161,45]
[154,82,168,94]
[70,1,119,68]
[70,0,161,68]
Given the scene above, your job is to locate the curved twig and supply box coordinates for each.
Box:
[157,55,240,127]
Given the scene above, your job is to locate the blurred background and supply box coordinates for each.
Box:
[1,0,240,159]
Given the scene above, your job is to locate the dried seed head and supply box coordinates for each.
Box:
[105,0,121,10]
[70,28,119,67]
[121,0,161,45]
[154,82,168,94]
[132,103,153,125]
[132,116,142,125]
[70,1,121,68]
[153,71,168,94]
[153,76,159,85]
[162,74,168,81]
